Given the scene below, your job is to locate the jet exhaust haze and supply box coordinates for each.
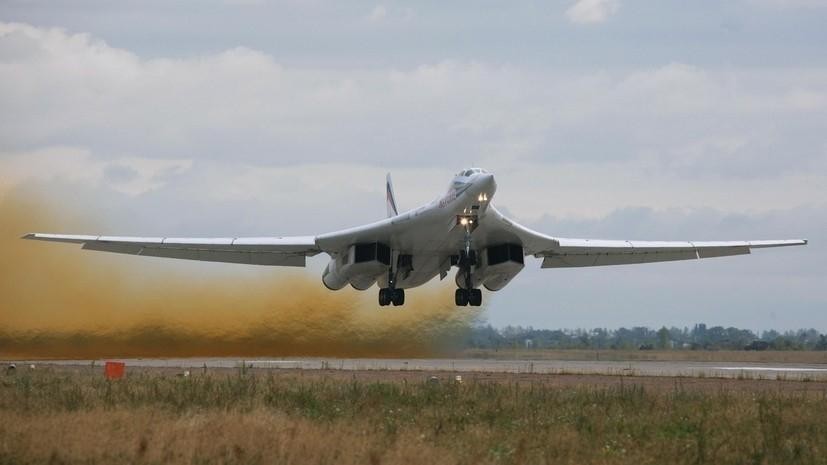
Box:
[0,192,483,359]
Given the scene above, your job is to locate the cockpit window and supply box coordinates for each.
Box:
[456,168,487,177]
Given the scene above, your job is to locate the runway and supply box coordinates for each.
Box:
[16,357,827,380]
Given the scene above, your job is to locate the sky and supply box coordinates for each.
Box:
[1,0,825,331]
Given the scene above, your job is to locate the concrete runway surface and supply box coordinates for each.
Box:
[13,358,827,380]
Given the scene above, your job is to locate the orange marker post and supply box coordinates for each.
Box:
[104,361,125,380]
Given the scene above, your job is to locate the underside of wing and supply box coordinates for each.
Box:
[483,206,807,268]
[22,233,321,266]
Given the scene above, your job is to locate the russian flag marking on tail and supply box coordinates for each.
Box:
[386,173,399,218]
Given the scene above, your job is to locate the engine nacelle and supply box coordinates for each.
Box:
[455,243,525,291]
[322,261,349,290]
[349,274,378,291]
[321,242,390,291]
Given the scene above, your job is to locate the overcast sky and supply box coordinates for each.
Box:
[1,0,825,331]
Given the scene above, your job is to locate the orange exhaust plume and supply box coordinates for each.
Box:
[0,191,483,359]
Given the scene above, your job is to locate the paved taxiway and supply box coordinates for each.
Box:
[18,358,827,380]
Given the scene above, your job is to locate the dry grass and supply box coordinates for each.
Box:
[2,368,827,465]
[1,409,456,465]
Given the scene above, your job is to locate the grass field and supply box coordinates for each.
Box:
[2,367,827,464]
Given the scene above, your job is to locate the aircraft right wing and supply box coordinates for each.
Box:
[22,233,321,266]
[484,206,807,268]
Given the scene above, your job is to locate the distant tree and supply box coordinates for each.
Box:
[657,327,670,349]
[816,334,827,351]
[692,323,708,344]
[761,329,780,341]
[462,323,824,352]
[771,336,801,351]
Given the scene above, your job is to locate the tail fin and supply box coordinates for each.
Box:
[386,173,399,218]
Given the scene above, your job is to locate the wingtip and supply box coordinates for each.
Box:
[21,233,36,240]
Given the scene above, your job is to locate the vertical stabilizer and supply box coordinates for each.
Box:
[386,173,399,218]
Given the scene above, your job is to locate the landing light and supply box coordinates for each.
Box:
[460,218,469,225]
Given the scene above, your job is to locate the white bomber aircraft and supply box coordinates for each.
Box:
[24,168,807,307]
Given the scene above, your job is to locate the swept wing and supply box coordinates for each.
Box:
[22,233,320,266]
[484,206,807,268]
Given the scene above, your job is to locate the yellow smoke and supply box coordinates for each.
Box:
[0,191,482,358]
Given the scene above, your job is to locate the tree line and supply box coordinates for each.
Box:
[465,323,827,351]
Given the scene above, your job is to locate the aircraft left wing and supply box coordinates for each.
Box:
[22,233,321,266]
[537,238,807,268]
[484,206,807,268]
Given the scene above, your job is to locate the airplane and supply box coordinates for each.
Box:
[23,168,807,307]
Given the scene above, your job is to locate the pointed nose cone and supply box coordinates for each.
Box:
[479,173,496,192]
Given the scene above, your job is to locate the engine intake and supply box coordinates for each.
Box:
[481,243,524,291]
[322,242,390,291]
[454,243,525,291]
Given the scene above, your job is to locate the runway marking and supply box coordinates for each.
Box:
[715,367,827,372]
[249,361,301,364]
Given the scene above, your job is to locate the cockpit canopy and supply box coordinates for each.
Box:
[455,168,488,177]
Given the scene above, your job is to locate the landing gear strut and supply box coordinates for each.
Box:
[379,257,405,306]
[456,217,483,307]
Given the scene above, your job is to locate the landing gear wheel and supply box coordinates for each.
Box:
[391,288,405,306]
[379,288,405,307]
[455,288,469,306]
[378,288,391,306]
[469,288,482,307]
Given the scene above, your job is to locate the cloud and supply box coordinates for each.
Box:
[367,5,387,22]
[1,22,826,226]
[565,0,620,24]
[0,146,192,196]
[366,5,414,23]
[745,0,827,9]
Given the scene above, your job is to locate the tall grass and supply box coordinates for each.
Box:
[2,369,827,464]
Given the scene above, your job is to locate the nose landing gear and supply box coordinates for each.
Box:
[455,216,483,307]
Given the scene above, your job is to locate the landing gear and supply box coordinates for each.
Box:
[455,288,482,307]
[455,218,483,307]
[393,288,405,306]
[379,288,405,306]
[458,249,477,267]
[469,288,482,306]
[379,257,405,307]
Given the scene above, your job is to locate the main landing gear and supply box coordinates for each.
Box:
[379,257,405,306]
[455,288,482,306]
[378,287,404,306]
